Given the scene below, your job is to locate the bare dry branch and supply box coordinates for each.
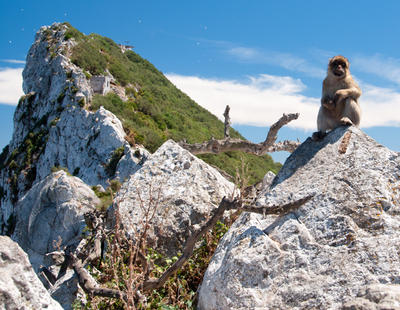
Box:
[142,193,313,290]
[70,253,126,300]
[179,112,300,155]
[223,105,231,138]
[71,185,313,303]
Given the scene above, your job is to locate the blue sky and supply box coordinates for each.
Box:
[1,1,400,163]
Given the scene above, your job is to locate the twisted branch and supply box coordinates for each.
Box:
[179,109,300,155]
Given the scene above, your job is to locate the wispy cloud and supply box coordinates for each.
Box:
[226,46,325,78]
[353,54,400,85]
[1,59,26,64]
[0,68,24,105]
[166,73,400,130]
[187,37,326,79]
[166,73,320,130]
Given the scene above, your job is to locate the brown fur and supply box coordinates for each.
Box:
[313,56,362,139]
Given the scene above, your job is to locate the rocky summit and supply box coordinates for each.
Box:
[198,126,400,310]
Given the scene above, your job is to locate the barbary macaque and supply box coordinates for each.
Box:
[313,55,362,140]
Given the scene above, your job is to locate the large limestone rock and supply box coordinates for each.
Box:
[11,170,99,308]
[36,105,148,187]
[113,139,236,256]
[12,170,99,271]
[198,126,400,310]
[0,235,63,310]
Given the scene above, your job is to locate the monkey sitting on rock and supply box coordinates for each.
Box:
[312,55,362,140]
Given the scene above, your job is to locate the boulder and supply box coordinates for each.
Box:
[112,139,236,256]
[12,170,99,270]
[198,126,400,309]
[11,170,99,308]
[0,235,63,310]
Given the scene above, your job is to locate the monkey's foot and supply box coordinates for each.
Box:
[312,131,326,141]
[339,117,353,126]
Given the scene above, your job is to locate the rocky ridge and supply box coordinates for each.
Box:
[0,23,148,234]
[198,126,400,310]
[0,23,150,308]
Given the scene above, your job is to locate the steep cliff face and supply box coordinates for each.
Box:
[0,23,147,234]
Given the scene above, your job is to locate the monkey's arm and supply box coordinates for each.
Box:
[321,78,336,110]
[334,85,362,104]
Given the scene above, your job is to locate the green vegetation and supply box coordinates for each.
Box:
[74,215,232,309]
[1,115,49,203]
[65,23,281,184]
[51,166,71,175]
[198,152,281,185]
[105,146,125,177]
[91,180,121,211]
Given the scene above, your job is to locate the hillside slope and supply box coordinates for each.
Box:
[64,23,281,183]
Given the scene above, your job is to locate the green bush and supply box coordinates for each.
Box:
[105,146,125,177]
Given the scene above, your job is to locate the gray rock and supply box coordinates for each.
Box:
[11,171,99,308]
[36,106,146,187]
[12,170,99,271]
[198,126,400,309]
[343,284,400,310]
[90,75,111,95]
[262,170,276,189]
[112,139,235,256]
[0,235,63,310]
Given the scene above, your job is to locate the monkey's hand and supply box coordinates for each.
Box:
[321,96,335,110]
[334,89,349,104]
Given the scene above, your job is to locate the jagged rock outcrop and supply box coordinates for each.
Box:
[0,235,63,310]
[0,23,148,234]
[198,126,400,310]
[112,139,236,256]
[10,170,99,308]
[12,170,99,271]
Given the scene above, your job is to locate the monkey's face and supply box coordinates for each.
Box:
[328,56,349,79]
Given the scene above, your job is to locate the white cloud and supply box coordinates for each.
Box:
[167,73,400,130]
[360,83,400,127]
[166,73,320,130]
[0,67,24,105]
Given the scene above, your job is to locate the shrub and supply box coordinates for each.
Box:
[51,166,71,175]
[105,146,125,177]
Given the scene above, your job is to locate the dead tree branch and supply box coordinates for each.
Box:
[223,105,231,138]
[70,193,313,301]
[179,108,300,155]
[70,253,126,300]
[142,193,313,290]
